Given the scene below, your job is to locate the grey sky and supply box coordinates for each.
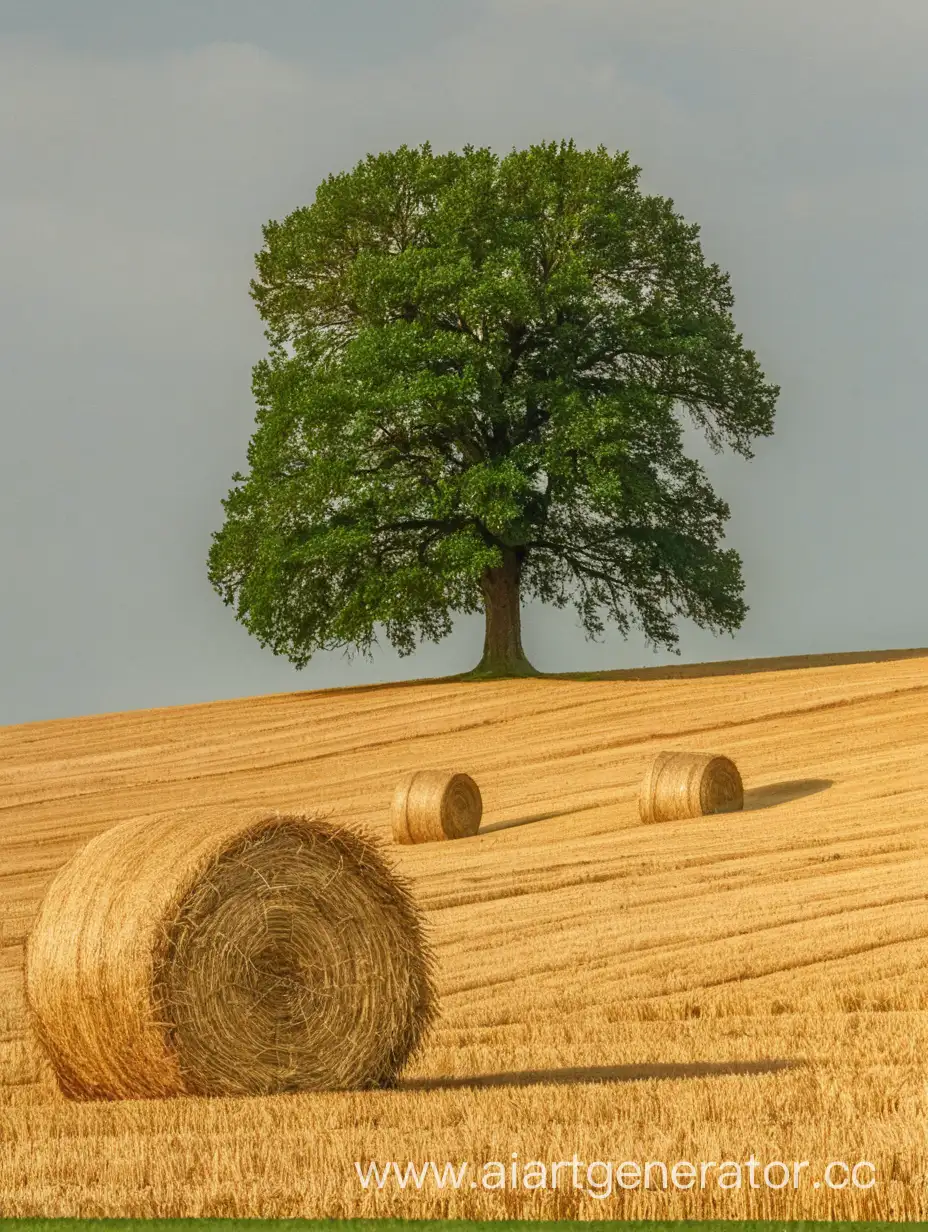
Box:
[2,0,927,726]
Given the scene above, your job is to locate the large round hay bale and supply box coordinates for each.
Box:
[25,810,436,1101]
[639,751,744,823]
[391,770,482,844]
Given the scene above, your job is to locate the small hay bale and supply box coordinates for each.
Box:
[639,751,744,824]
[24,810,436,1101]
[391,770,482,844]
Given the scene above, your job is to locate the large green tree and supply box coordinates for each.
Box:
[208,139,778,677]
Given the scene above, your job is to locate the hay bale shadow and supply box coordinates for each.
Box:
[743,778,833,811]
[400,1058,802,1092]
[478,800,606,835]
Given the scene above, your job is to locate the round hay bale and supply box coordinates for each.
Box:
[391,770,482,844]
[25,810,436,1101]
[639,751,744,824]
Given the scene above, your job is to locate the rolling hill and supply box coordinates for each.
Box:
[1,648,927,1219]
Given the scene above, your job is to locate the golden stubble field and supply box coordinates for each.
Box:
[1,648,928,1220]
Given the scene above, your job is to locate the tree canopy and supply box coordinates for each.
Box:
[208,139,778,676]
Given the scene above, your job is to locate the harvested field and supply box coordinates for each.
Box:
[1,647,928,1219]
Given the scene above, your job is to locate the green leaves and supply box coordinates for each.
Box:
[208,139,779,667]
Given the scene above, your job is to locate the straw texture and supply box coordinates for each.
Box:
[24,810,436,1101]
[391,771,483,844]
[638,751,744,823]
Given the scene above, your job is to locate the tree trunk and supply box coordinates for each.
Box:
[471,549,539,678]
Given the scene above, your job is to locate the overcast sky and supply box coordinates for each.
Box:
[2,0,927,726]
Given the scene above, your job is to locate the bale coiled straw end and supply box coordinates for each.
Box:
[391,770,483,844]
[25,810,437,1100]
[639,751,744,824]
